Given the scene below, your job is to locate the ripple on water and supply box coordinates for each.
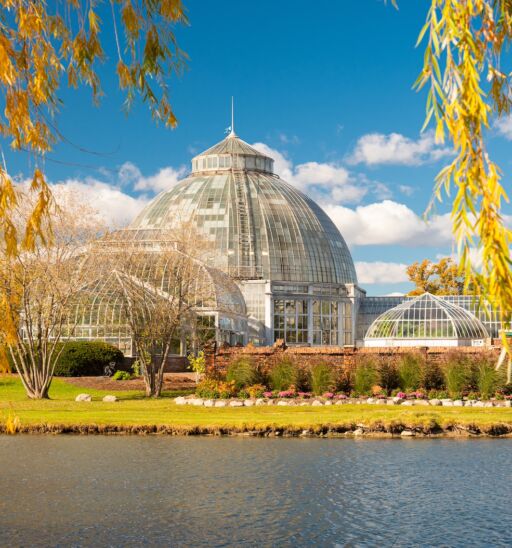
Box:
[0,437,511,547]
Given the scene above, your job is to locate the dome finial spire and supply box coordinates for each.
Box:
[229,96,236,137]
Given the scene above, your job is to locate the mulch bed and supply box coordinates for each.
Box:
[63,373,196,392]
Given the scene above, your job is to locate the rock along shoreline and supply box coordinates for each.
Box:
[1,422,512,438]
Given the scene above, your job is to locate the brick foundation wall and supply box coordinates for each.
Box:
[205,341,501,375]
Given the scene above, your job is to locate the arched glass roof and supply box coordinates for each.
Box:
[130,133,357,284]
[365,293,489,341]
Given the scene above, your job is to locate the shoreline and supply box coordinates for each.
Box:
[2,422,512,438]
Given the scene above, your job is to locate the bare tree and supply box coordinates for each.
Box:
[0,195,103,399]
[97,228,215,397]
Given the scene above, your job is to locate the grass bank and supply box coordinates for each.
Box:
[1,377,512,437]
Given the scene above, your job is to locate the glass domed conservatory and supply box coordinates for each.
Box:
[68,126,503,356]
[129,129,361,347]
[364,293,490,347]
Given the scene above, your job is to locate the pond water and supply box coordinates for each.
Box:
[0,437,511,547]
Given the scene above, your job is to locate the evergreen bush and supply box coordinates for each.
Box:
[53,341,124,377]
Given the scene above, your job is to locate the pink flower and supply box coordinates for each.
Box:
[396,392,407,399]
[263,391,273,398]
[334,394,347,400]
[323,392,334,399]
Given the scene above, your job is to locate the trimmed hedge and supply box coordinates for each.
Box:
[53,341,124,377]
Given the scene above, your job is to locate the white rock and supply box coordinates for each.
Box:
[429,399,442,406]
[267,400,275,405]
[335,400,347,405]
[75,393,92,402]
[229,400,243,407]
[441,398,453,404]
[401,430,415,437]
[277,401,288,406]
[214,400,227,407]
[442,401,454,407]
[473,401,485,407]
[174,396,187,405]
[191,398,204,406]
[387,399,398,405]
[504,400,512,408]
[401,400,414,406]
[102,395,117,403]
[392,397,403,403]
[300,402,311,406]
[311,400,323,407]
[453,400,464,407]
[324,400,333,406]
[255,398,266,406]
[203,399,214,408]
[413,399,429,406]
[353,428,364,436]
[243,399,254,407]
[484,402,494,408]
[366,397,375,404]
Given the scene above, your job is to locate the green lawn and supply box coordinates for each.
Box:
[1,376,512,434]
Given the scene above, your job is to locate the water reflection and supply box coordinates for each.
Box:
[0,437,511,547]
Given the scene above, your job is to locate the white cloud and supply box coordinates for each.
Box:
[323,200,452,247]
[51,178,148,228]
[251,142,384,205]
[355,261,409,284]
[348,131,452,166]
[495,115,512,140]
[118,162,187,193]
[399,184,415,196]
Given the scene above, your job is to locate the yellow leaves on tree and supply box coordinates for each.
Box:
[416,1,512,338]
[406,257,468,297]
[0,0,188,362]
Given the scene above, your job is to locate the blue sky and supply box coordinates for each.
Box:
[6,1,512,294]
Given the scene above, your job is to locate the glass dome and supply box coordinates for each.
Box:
[130,133,357,284]
[364,293,489,346]
[68,236,247,355]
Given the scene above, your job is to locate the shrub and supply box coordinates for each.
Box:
[196,379,236,399]
[377,359,399,393]
[246,384,266,398]
[420,362,444,391]
[475,362,498,400]
[113,370,131,381]
[309,363,334,395]
[187,351,206,384]
[53,341,124,377]
[443,358,469,398]
[226,358,258,390]
[353,357,378,396]
[397,353,423,391]
[269,358,299,391]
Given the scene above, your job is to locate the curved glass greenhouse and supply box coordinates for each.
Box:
[70,238,248,356]
[364,293,489,347]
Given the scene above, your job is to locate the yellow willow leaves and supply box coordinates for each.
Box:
[24,169,53,251]
[416,0,512,344]
[0,1,187,345]
[0,169,18,257]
